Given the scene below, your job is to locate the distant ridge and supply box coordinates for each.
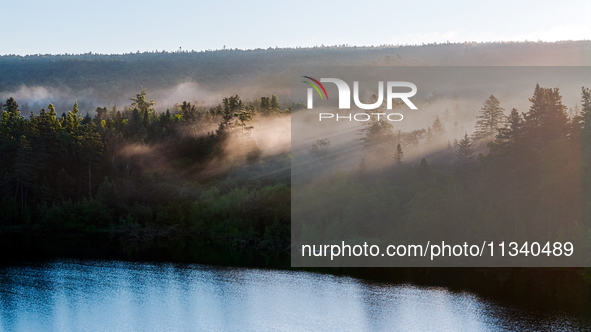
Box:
[0,41,589,111]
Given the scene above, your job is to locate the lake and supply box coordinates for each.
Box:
[0,260,588,331]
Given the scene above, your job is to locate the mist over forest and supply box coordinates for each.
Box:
[2,41,591,309]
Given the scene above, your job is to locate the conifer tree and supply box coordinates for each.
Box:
[494,108,524,149]
[418,157,430,177]
[260,97,270,115]
[474,95,505,140]
[523,84,569,147]
[217,95,242,139]
[431,115,446,140]
[455,133,475,174]
[270,94,280,112]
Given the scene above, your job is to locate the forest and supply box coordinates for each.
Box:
[294,86,590,255]
[1,41,589,113]
[2,41,591,311]
[1,82,591,310]
[0,90,292,264]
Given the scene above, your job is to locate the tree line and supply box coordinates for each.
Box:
[0,90,291,255]
[299,85,591,246]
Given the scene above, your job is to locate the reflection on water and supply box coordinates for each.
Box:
[0,260,587,332]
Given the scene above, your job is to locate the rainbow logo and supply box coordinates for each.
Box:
[302,76,328,100]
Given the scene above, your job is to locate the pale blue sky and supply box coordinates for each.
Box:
[1,0,590,55]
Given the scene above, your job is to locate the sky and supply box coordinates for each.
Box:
[1,0,590,55]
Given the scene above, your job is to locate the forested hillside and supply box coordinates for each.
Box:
[0,90,292,264]
[2,41,591,309]
[1,41,589,112]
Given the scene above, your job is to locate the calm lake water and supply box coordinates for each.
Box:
[0,260,588,332]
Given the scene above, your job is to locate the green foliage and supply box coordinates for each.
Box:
[2,83,591,282]
[0,89,292,254]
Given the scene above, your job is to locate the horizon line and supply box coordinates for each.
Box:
[1,39,590,57]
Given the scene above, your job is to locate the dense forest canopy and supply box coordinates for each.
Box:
[2,83,591,257]
[294,85,591,254]
[0,89,292,256]
[1,42,591,307]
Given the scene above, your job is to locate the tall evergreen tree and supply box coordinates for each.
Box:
[217,95,242,139]
[418,157,430,178]
[65,101,81,133]
[0,98,25,182]
[180,101,197,123]
[523,84,569,147]
[494,108,524,150]
[260,97,270,115]
[455,133,475,174]
[270,94,280,112]
[474,95,505,140]
[430,115,446,142]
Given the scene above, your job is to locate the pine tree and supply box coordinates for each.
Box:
[431,115,445,140]
[0,98,25,181]
[454,133,475,174]
[494,108,524,149]
[180,101,196,123]
[82,112,92,125]
[426,127,433,143]
[474,95,505,140]
[48,104,57,123]
[3,97,19,117]
[418,157,430,177]
[260,97,270,115]
[65,101,81,133]
[523,84,569,147]
[217,95,242,139]
[160,109,171,133]
[270,94,280,112]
